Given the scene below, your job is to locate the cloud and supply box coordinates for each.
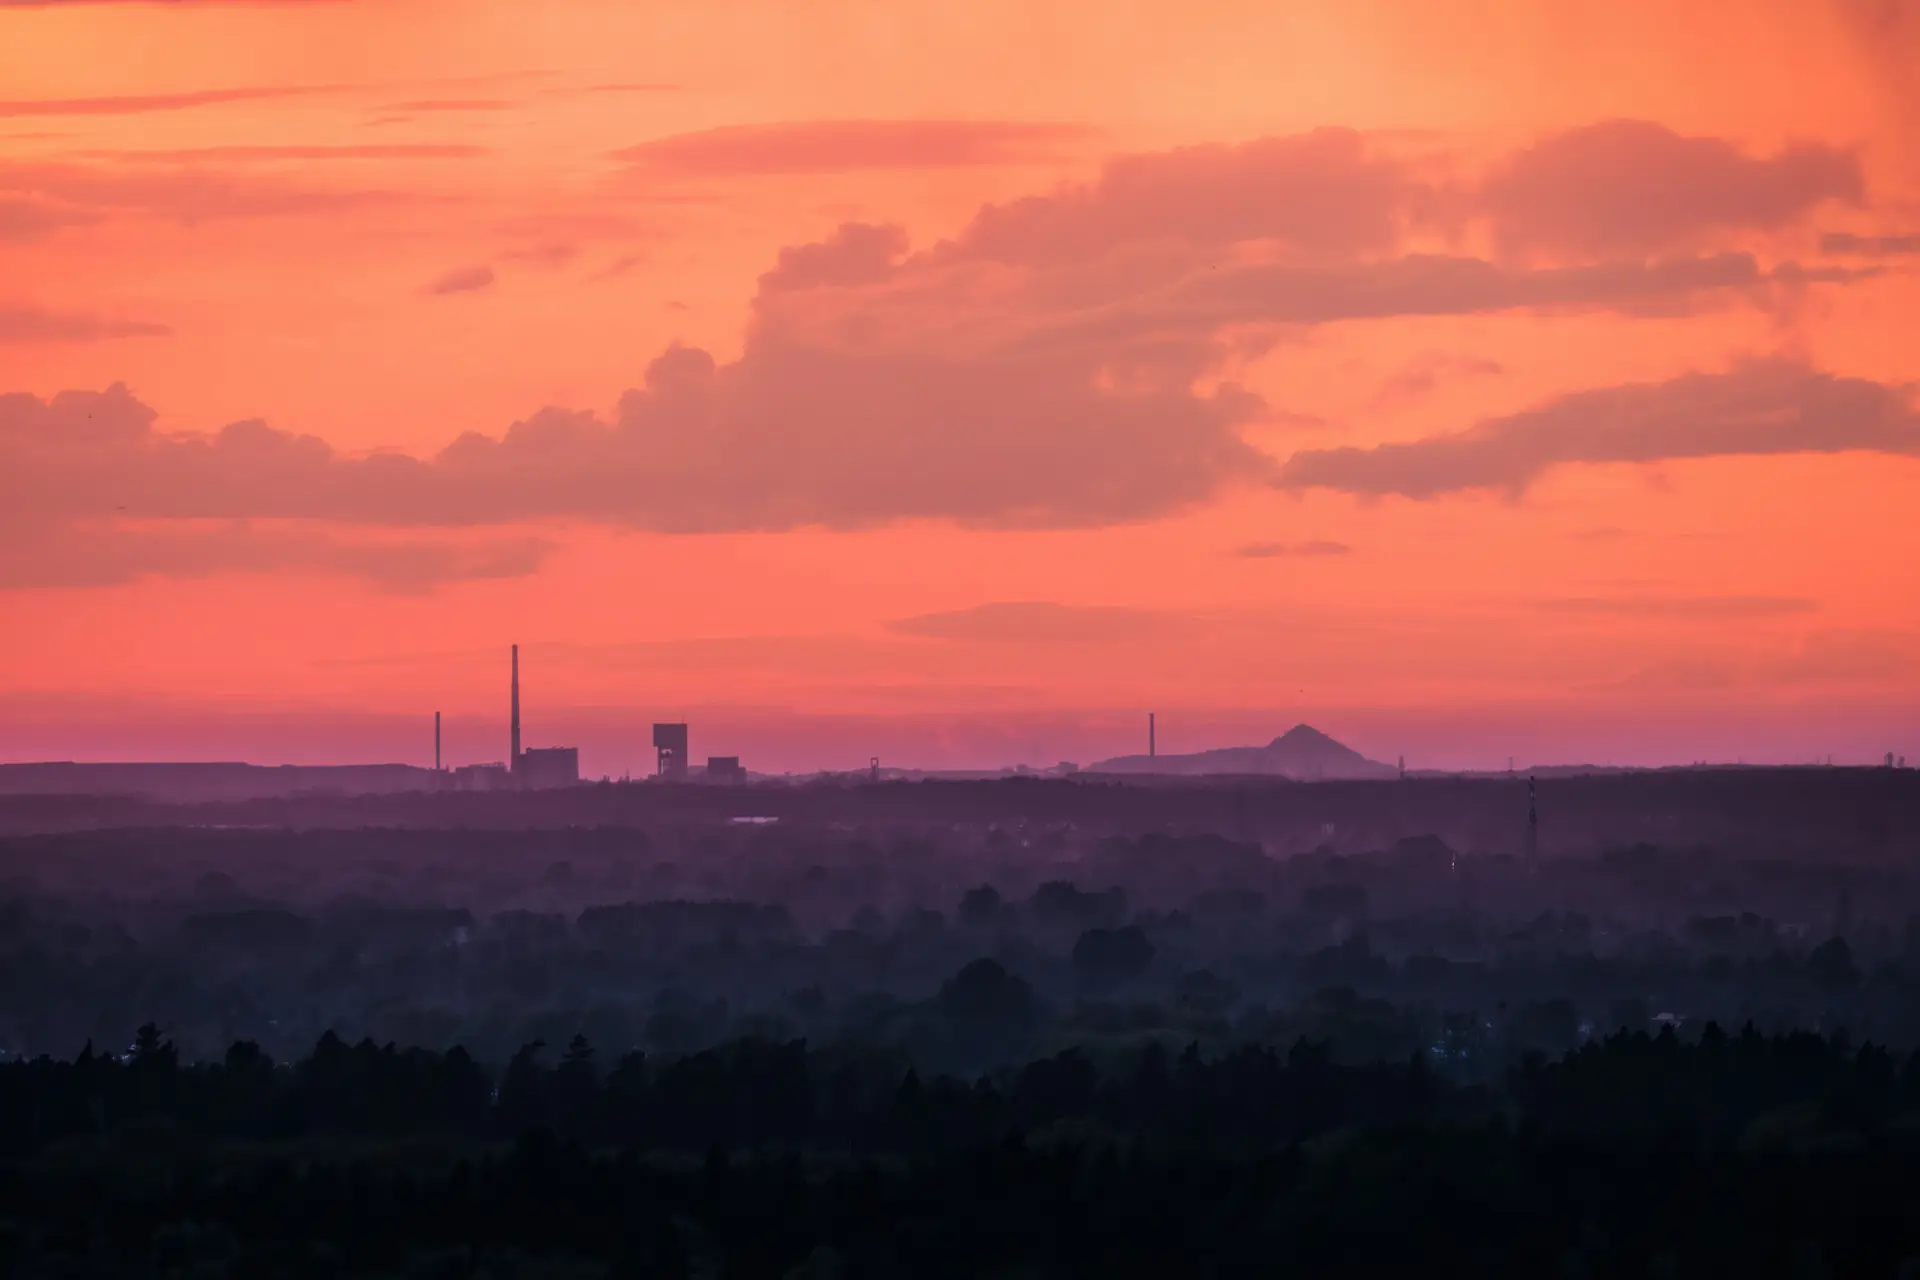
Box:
[77,143,488,164]
[0,332,1265,531]
[1822,231,1920,256]
[1278,359,1920,499]
[0,306,168,343]
[940,127,1421,264]
[1480,120,1864,257]
[0,127,1891,540]
[0,517,555,593]
[424,264,495,295]
[758,222,908,293]
[912,119,1870,287]
[1011,253,1831,363]
[612,120,1098,176]
[0,85,335,118]
[890,602,1188,644]
[1233,540,1351,558]
[1527,595,1818,620]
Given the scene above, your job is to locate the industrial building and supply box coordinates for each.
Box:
[499,644,580,788]
[705,756,745,783]
[520,746,580,788]
[454,762,510,791]
[654,723,689,779]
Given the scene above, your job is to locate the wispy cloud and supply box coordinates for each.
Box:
[0,194,97,240]
[385,99,514,113]
[0,85,338,119]
[500,241,578,269]
[890,601,1189,644]
[547,82,683,98]
[1,0,349,5]
[0,157,406,223]
[76,143,489,164]
[1370,354,1504,409]
[1527,594,1818,620]
[0,519,555,593]
[587,254,644,282]
[424,264,496,296]
[1822,231,1920,256]
[613,119,1098,176]
[1233,540,1352,558]
[0,305,168,343]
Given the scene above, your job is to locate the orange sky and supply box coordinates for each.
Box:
[2,0,1917,774]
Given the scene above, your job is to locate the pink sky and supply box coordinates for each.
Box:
[2,0,1918,775]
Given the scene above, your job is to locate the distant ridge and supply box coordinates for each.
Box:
[1088,724,1398,780]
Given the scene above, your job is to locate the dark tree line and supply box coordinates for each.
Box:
[1,1020,1460,1159]
[14,1017,1920,1157]
[13,1022,1920,1275]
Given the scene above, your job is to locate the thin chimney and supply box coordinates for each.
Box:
[510,644,521,772]
[1149,712,1156,759]
[435,711,441,772]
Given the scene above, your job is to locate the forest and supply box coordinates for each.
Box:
[2,771,1919,1276]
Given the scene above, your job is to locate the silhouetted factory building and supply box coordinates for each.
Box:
[495,647,749,787]
[454,762,510,791]
[519,746,580,788]
[654,723,689,779]
[435,651,735,788]
[502,645,579,788]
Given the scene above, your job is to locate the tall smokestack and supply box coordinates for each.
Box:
[1149,712,1156,759]
[510,645,521,772]
[435,711,441,772]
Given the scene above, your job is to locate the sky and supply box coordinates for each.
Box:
[2,0,1918,775]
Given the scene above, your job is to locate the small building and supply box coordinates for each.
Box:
[519,747,580,788]
[706,756,745,783]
